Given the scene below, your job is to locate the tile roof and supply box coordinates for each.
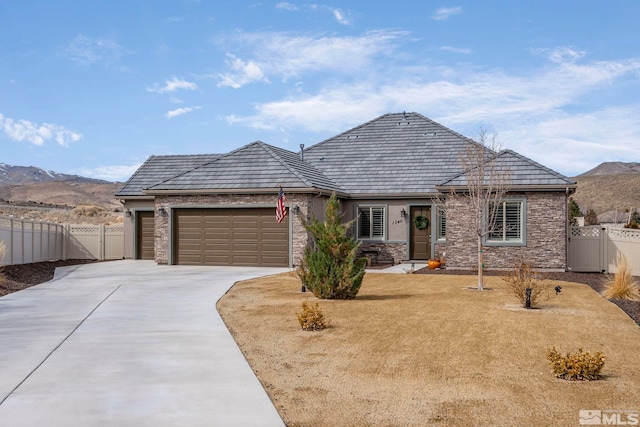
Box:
[303,112,483,194]
[438,149,576,189]
[116,112,575,198]
[144,141,343,193]
[115,154,222,197]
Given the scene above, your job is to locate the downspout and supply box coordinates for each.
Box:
[565,187,570,272]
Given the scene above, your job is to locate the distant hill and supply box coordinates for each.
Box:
[0,163,123,224]
[571,162,640,219]
[0,163,111,186]
[578,162,640,177]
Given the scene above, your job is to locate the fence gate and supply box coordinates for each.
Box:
[568,226,640,276]
[568,226,605,273]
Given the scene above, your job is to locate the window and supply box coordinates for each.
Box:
[357,206,385,240]
[487,200,525,244]
[436,207,446,241]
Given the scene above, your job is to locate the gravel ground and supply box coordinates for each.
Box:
[1,260,637,324]
[416,267,640,324]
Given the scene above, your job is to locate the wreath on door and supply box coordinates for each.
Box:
[414,214,429,230]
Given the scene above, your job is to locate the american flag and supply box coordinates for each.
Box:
[276,187,287,223]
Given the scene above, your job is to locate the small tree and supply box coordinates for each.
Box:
[626,209,640,229]
[568,198,582,226]
[441,130,510,290]
[297,193,367,299]
[584,209,598,226]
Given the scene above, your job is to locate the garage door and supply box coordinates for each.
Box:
[136,211,155,260]
[173,208,289,266]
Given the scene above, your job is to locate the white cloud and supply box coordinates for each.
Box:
[214,30,408,87]
[275,3,351,24]
[62,34,124,66]
[76,163,143,182]
[0,114,81,147]
[217,54,268,88]
[535,46,585,64]
[147,77,198,94]
[431,7,462,21]
[331,8,351,25]
[276,2,298,11]
[221,47,640,176]
[440,46,471,54]
[166,106,202,119]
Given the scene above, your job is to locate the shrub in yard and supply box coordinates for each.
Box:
[546,347,606,381]
[298,193,367,300]
[296,301,327,331]
[502,261,552,308]
[602,253,640,301]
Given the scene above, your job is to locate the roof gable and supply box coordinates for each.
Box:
[144,141,342,193]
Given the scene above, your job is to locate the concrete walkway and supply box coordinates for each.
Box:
[0,260,289,427]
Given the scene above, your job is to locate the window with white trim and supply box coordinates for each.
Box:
[357,206,385,240]
[436,207,446,240]
[487,200,524,244]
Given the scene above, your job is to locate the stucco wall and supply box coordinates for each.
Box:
[121,199,155,259]
[153,193,316,266]
[444,192,568,270]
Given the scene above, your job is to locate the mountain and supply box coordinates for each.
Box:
[0,163,111,185]
[571,162,640,218]
[578,162,640,177]
[0,163,123,224]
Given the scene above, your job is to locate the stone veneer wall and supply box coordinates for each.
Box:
[154,193,314,266]
[358,242,407,264]
[445,192,568,270]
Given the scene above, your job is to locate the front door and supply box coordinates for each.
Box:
[410,206,431,260]
[136,211,155,260]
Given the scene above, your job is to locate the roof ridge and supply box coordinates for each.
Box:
[143,151,230,190]
[258,142,317,187]
[306,112,481,152]
[437,142,498,186]
[500,149,575,183]
[118,155,155,189]
[305,112,392,151]
[410,112,479,143]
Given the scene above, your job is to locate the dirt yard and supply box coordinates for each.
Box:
[218,272,640,427]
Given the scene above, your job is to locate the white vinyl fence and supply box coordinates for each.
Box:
[0,215,124,266]
[568,226,640,276]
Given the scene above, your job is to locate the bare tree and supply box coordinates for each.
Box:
[438,130,511,290]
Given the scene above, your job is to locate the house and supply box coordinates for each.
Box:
[115,112,576,270]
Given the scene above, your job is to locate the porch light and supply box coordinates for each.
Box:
[158,207,167,217]
[292,205,300,215]
[125,209,132,218]
[401,208,407,218]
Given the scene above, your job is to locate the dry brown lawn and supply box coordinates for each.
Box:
[217,272,640,427]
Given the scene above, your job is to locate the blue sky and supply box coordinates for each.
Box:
[1,1,639,182]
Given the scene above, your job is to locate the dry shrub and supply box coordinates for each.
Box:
[296,301,327,331]
[602,253,640,301]
[547,347,606,381]
[71,205,107,217]
[502,261,552,308]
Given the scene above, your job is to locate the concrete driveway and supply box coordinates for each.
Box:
[0,260,289,426]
